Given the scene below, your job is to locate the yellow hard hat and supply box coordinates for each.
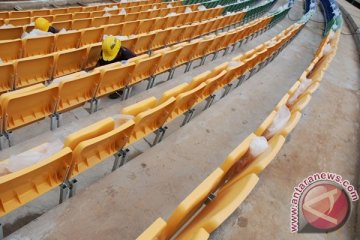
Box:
[102,36,121,61]
[35,17,50,32]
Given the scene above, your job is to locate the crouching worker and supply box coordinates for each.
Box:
[35,17,59,33]
[96,36,136,99]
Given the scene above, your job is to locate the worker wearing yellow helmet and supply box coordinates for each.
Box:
[97,36,136,99]
[35,17,59,33]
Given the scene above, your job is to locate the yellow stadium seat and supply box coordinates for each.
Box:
[121,21,140,36]
[229,135,285,181]
[153,47,182,76]
[128,54,161,86]
[191,228,210,240]
[16,55,54,88]
[96,63,135,98]
[124,13,140,22]
[85,44,102,69]
[67,6,84,13]
[72,18,92,30]
[159,83,189,104]
[138,11,151,20]
[53,47,87,78]
[166,83,206,123]
[56,72,100,113]
[0,27,24,41]
[254,111,277,136]
[0,63,16,93]
[70,120,135,177]
[80,28,104,47]
[279,111,302,137]
[121,37,138,52]
[165,27,184,46]
[290,94,311,112]
[122,96,158,116]
[150,29,170,50]
[53,13,73,22]
[0,147,72,217]
[220,133,257,176]
[123,97,176,145]
[91,16,109,27]
[137,19,156,34]
[274,94,289,111]
[173,41,199,68]
[137,218,167,240]
[287,81,301,96]
[51,8,68,15]
[23,35,55,58]
[160,168,224,239]
[1,85,59,132]
[6,18,31,27]
[152,18,166,31]
[0,39,23,62]
[52,21,72,31]
[64,117,115,150]
[177,174,259,240]
[9,11,31,18]
[133,33,156,54]
[163,16,178,29]
[108,15,125,25]
[103,24,122,36]
[55,31,81,51]
[32,9,51,16]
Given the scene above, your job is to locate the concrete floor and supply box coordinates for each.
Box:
[2,0,360,239]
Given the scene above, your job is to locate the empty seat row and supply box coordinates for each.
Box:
[0,0,165,20]
[0,2,189,29]
[137,24,343,240]
[0,18,312,222]
[0,3,201,41]
[0,9,249,92]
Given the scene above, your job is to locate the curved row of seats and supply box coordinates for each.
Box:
[0,0,161,20]
[0,9,283,148]
[137,22,341,240]
[0,15,300,219]
[0,5,266,93]
[0,2,193,41]
[0,6,220,61]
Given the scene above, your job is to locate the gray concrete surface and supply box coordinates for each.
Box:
[2,0,360,239]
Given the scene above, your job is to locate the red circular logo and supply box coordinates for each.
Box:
[301,183,350,231]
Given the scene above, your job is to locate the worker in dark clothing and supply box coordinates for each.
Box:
[96,36,136,99]
[35,17,59,33]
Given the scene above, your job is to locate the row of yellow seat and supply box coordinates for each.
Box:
[136,25,341,240]
[0,6,219,61]
[0,9,246,95]
[0,2,191,41]
[0,14,271,144]
[0,20,304,218]
[0,0,162,20]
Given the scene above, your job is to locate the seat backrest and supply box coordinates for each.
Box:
[9,11,31,18]
[57,72,100,112]
[137,19,156,34]
[0,27,24,41]
[85,43,102,69]
[2,85,59,131]
[136,218,167,240]
[129,54,161,85]
[55,31,81,51]
[103,24,123,36]
[23,35,55,58]
[7,18,31,27]
[159,83,189,104]
[53,47,87,78]
[32,9,51,16]
[122,96,158,116]
[161,168,224,239]
[133,33,156,54]
[127,97,175,145]
[173,41,199,67]
[0,63,16,93]
[153,47,182,75]
[16,55,55,88]
[167,82,206,122]
[52,20,72,31]
[80,28,104,46]
[72,12,91,20]
[0,39,23,62]
[72,18,92,30]
[91,16,109,27]
[108,15,125,25]
[177,173,259,240]
[121,21,140,36]
[64,117,115,150]
[150,29,171,50]
[0,147,72,217]
[96,62,136,98]
[53,13,73,22]
[70,120,135,177]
